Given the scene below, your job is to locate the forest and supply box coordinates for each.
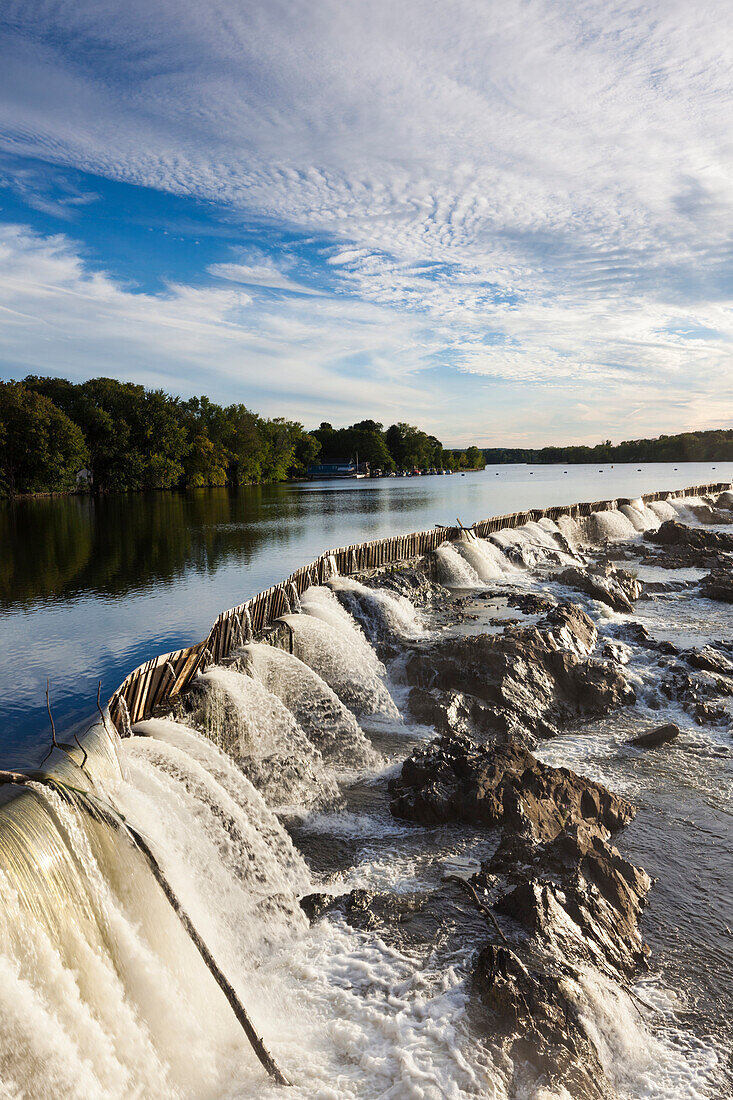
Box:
[0,377,485,497]
[483,430,733,465]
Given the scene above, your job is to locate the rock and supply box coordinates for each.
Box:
[660,671,731,727]
[645,520,733,552]
[602,640,633,664]
[361,564,451,607]
[506,592,558,615]
[473,945,616,1100]
[493,826,651,976]
[630,723,680,748]
[614,621,678,655]
[687,503,733,525]
[716,490,733,510]
[402,606,632,744]
[700,570,733,603]
[390,735,635,838]
[685,645,733,676]
[557,563,642,612]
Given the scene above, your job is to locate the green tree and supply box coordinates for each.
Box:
[0,381,87,496]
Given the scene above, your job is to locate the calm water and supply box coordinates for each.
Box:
[2,461,730,767]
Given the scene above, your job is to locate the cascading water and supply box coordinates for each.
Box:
[434,543,482,587]
[455,535,518,583]
[289,587,401,719]
[620,500,661,532]
[0,721,312,1099]
[239,643,379,767]
[588,508,638,540]
[282,614,400,720]
[170,665,339,809]
[647,500,678,522]
[328,575,425,642]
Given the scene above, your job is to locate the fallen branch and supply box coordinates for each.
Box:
[446,874,508,944]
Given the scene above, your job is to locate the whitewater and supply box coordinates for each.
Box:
[0,490,731,1099]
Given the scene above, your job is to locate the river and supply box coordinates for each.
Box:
[2,461,730,767]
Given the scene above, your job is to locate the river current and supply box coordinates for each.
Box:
[2,461,731,766]
[0,484,730,1098]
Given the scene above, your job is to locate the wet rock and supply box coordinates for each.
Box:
[507,592,558,615]
[660,671,731,727]
[361,564,451,606]
[645,520,733,552]
[687,503,733,525]
[406,687,524,744]
[493,827,651,976]
[613,621,678,656]
[556,563,641,612]
[630,723,680,748]
[602,640,633,664]
[716,490,733,510]
[700,570,733,603]
[403,608,632,744]
[390,735,635,838]
[473,945,616,1100]
[684,645,733,676]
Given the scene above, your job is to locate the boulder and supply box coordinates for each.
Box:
[557,563,641,612]
[684,645,733,676]
[645,520,733,552]
[390,735,635,838]
[630,723,680,748]
[700,570,733,603]
[402,605,632,744]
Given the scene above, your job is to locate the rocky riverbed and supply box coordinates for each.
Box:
[295,493,733,1099]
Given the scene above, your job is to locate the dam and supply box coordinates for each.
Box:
[0,481,731,1098]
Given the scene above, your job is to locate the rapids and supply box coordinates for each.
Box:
[0,488,731,1099]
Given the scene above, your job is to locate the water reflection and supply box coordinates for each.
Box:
[2,462,730,766]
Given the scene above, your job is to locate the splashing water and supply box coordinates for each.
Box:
[588,509,638,541]
[173,665,339,809]
[282,611,400,720]
[329,575,425,642]
[434,543,483,587]
[455,535,518,583]
[647,500,678,522]
[239,643,379,768]
[620,500,661,532]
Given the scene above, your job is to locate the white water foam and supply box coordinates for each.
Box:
[434,543,483,587]
[284,595,400,719]
[455,535,518,583]
[178,665,339,808]
[240,642,379,768]
[588,509,638,541]
[329,575,425,640]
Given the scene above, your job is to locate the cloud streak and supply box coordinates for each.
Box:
[1,0,732,442]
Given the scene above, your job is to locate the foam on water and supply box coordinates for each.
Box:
[284,598,400,719]
[176,665,340,808]
[588,508,638,540]
[239,642,379,768]
[434,543,483,587]
[329,575,425,641]
[455,535,518,583]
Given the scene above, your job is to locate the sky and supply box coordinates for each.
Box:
[0,0,732,448]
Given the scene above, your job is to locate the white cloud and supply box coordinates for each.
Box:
[1,0,733,442]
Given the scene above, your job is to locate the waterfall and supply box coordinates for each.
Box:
[647,499,678,522]
[588,509,638,540]
[328,575,425,642]
[240,643,379,768]
[620,500,661,531]
[170,666,340,809]
[0,721,310,1099]
[434,543,482,587]
[279,587,399,719]
[454,535,518,583]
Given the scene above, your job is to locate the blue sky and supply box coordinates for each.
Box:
[0,0,731,446]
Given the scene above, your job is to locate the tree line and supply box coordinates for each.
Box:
[482,430,733,465]
[0,377,486,497]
